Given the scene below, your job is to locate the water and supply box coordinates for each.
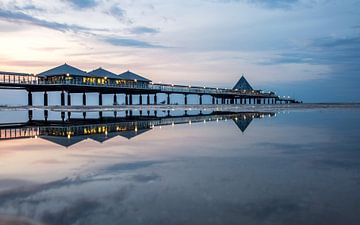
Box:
[0,107,359,225]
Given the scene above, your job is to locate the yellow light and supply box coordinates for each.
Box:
[135,127,138,132]
[67,133,71,139]
[66,73,70,77]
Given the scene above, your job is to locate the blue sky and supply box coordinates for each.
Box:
[0,0,359,102]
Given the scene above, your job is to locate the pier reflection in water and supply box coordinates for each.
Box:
[0,110,273,147]
[0,108,360,225]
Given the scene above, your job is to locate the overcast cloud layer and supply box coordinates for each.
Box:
[0,0,359,102]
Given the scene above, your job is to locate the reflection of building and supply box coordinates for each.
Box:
[0,111,275,147]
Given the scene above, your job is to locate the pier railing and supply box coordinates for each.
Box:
[0,72,276,97]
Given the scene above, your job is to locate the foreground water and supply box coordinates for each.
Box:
[0,106,359,225]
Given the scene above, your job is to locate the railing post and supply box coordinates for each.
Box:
[147,94,150,105]
[167,93,170,105]
[125,94,128,105]
[212,96,215,104]
[184,94,188,105]
[139,94,143,105]
[154,94,157,105]
[129,94,133,105]
[199,95,203,105]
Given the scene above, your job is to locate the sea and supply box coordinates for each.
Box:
[0,104,359,225]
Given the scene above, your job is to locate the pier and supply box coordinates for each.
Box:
[0,63,298,107]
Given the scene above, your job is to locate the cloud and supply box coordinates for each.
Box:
[0,8,99,33]
[263,35,360,66]
[210,0,300,9]
[41,198,100,225]
[128,26,159,34]
[108,4,126,21]
[14,3,44,12]
[104,37,164,48]
[66,0,99,9]
[246,0,299,8]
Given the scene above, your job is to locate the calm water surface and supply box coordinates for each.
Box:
[0,108,359,225]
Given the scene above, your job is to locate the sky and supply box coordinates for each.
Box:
[0,0,359,102]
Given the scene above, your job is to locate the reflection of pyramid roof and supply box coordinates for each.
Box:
[40,135,86,147]
[118,71,151,82]
[88,67,119,79]
[38,63,88,78]
[118,128,151,139]
[233,118,253,132]
[88,133,118,143]
[233,76,253,90]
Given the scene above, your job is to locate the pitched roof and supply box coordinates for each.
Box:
[233,76,253,91]
[88,67,120,79]
[37,63,88,78]
[118,70,151,82]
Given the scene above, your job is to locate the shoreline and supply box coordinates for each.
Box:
[0,103,360,112]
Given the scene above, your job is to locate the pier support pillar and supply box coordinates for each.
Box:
[82,93,86,106]
[44,91,48,106]
[147,94,150,105]
[113,94,117,105]
[28,110,33,121]
[230,98,234,104]
[44,110,48,121]
[154,94,157,105]
[28,91,33,106]
[199,95,203,105]
[99,93,103,106]
[167,93,170,105]
[125,94,128,105]
[212,96,215,104]
[61,91,65,106]
[129,94,133,105]
[184,94,188,105]
[67,93,71,106]
[139,95,143,105]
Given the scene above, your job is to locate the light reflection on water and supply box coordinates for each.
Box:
[0,109,360,225]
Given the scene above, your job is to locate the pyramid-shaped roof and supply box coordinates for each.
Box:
[233,76,253,91]
[233,118,253,133]
[38,63,88,78]
[40,135,86,147]
[88,67,120,79]
[118,70,151,82]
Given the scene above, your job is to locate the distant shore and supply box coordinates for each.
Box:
[0,103,360,112]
